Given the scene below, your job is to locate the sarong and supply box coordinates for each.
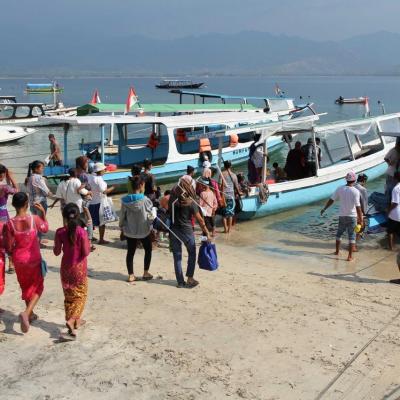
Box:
[63,279,88,321]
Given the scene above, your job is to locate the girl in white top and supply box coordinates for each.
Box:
[88,163,114,244]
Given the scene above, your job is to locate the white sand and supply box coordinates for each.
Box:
[1,205,400,399]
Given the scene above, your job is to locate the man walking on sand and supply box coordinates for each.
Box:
[320,171,363,261]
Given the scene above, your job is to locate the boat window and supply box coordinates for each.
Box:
[31,106,43,117]
[317,123,384,167]
[267,99,294,112]
[0,105,14,119]
[15,106,31,118]
[117,123,169,166]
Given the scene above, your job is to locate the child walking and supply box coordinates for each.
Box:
[53,203,90,338]
[3,192,48,333]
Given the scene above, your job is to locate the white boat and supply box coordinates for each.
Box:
[0,125,35,143]
[238,113,400,219]
[40,110,315,185]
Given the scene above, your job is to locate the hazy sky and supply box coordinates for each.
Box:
[3,0,400,41]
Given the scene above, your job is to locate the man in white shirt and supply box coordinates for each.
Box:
[321,171,363,261]
[387,172,400,250]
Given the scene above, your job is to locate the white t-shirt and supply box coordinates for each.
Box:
[55,178,83,212]
[389,183,400,222]
[331,185,361,217]
[88,174,107,205]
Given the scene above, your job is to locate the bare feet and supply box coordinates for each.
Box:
[98,240,110,245]
[19,312,30,333]
[75,319,86,329]
[66,321,77,337]
[347,256,354,262]
[127,274,136,283]
[29,313,39,323]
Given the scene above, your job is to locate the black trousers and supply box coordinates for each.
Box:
[126,235,152,275]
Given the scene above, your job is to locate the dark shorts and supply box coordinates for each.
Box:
[89,203,101,227]
[222,198,235,217]
[387,218,400,235]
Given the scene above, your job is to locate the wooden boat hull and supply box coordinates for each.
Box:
[238,151,390,220]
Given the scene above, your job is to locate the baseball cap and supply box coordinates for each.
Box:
[93,162,107,173]
[345,171,356,182]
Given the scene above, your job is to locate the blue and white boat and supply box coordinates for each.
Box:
[238,113,400,220]
[41,109,299,186]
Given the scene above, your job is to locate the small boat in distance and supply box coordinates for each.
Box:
[335,96,367,105]
[0,125,35,143]
[25,82,64,94]
[156,79,204,89]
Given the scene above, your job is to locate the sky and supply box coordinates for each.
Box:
[2,0,400,41]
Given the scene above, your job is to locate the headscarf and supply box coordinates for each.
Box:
[171,175,197,207]
[202,167,212,179]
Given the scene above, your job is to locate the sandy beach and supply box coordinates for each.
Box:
[1,203,400,400]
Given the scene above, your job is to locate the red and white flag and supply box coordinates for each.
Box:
[125,86,138,114]
[90,89,101,104]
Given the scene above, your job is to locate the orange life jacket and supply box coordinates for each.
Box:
[199,138,211,152]
[176,129,187,143]
[230,133,239,147]
[147,132,159,150]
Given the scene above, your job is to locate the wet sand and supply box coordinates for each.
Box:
[1,203,400,400]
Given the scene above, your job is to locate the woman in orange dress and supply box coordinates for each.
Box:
[3,192,48,333]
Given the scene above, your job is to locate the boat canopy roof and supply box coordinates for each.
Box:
[169,89,293,102]
[77,102,258,116]
[41,110,280,129]
[0,96,17,102]
[26,83,55,88]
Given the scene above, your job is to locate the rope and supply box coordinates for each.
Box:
[314,309,400,400]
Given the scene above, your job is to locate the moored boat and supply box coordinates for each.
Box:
[25,82,64,94]
[156,79,204,89]
[0,125,35,143]
[335,96,367,105]
[40,110,309,187]
[237,113,399,220]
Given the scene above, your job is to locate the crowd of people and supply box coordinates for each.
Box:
[0,153,248,339]
[2,132,400,338]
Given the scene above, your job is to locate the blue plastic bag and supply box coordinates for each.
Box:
[198,242,219,271]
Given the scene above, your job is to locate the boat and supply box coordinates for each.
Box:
[335,96,367,105]
[25,82,64,94]
[156,80,204,89]
[0,125,35,143]
[169,89,311,119]
[0,102,77,127]
[40,110,314,187]
[237,112,400,220]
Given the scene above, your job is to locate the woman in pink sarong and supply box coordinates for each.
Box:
[4,192,48,333]
[54,203,90,338]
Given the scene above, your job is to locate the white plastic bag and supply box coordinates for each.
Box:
[99,195,118,225]
[44,155,51,166]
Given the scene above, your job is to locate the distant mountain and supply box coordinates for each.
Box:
[2,30,400,76]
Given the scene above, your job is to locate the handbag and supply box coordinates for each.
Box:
[198,241,219,271]
[99,195,118,225]
[41,259,48,278]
